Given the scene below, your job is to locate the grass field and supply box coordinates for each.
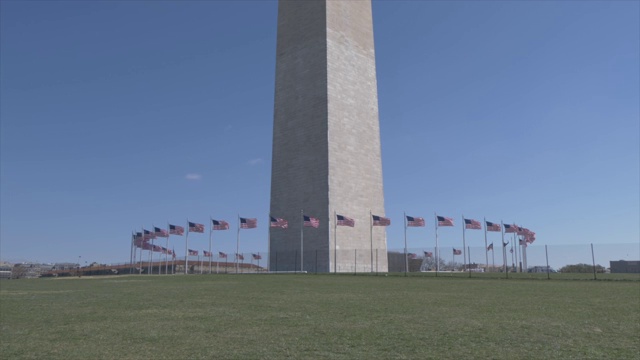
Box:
[1,274,639,359]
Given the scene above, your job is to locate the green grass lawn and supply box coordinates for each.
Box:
[1,274,638,359]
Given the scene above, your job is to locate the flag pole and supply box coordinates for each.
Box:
[150,227,155,275]
[185,220,189,275]
[514,228,520,272]
[434,213,439,273]
[491,243,495,271]
[165,222,170,275]
[133,232,138,275]
[129,233,134,274]
[133,233,138,274]
[208,217,212,274]
[139,228,144,274]
[130,233,135,274]
[145,228,150,275]
[501,220,506,274]
[334,210,337,273]
[403,212,407,277]
[511,232,516,271]
[518,234,523,272]
[462,215,467,274]
[236,214,240,274]
[523,237,528,271]
[483,217,488,272]
[300,209,304,273]
[370,210,373,273]
[131,233,135,275]
[199,254,203,274]
[267,213,271,272]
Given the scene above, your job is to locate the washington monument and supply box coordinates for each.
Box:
[269,0,387,273]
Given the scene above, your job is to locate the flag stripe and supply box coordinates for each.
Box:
[372,215,391,226]
[240,217,258,229]
[406,215,425,227]
[270,217,288,229]
[169,224,185,235]
[212,219,230,230]
[437,216,454,227]
[485,221,501,232]
[463,218,481,230]
[303,215,320,228]
[188,222,205,233]
[336,214,355,227]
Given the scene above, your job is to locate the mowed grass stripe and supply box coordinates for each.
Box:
[1,275,638,359]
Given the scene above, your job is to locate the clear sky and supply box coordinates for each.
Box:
[1,0,638,267]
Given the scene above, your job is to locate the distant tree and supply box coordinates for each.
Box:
[444,260,464,271]
[11,264,29,279]
[419,257,447,271]
[559,263,606,273]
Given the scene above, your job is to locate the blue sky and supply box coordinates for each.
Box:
[1,0,638,266]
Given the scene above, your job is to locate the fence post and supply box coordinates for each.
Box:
[545,245,550,280]
[591,243,597,280]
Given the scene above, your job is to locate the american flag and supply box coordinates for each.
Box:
[437,216,454,227]
[407,253,417,259]
[406,215,425,227]
[169,224,184,236]
[485,221,501,232]
[133,238,146,248]
[154,227,169,238]
[303,215,320,228]
[143,229,156,240]
[212,219,230,231]
[372,215,391,226]
[525,231,536,244]
[160,246,168,254]
[504,224,517,233]
[218,252,227,258]
[240,217,257,229]
[518,227,535,242]
[464,218,481,230]
[252,253,262,260]
[336,214,355,227]
[134,232,144,241]
[168,248,174,255]
[172,248,176,259]
[188,249,198,256]
[424,251,433,258]
[453,248,462,255]
[188,222,205,233]
[142,242,153,251]
[503,241,509,247]
[235,253,244,260]
[270,216,288,229]
[487,243,494,251]
[203,250,212,257]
